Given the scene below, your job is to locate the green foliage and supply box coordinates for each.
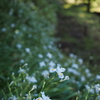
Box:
[0,0,100,100]
[0,0,57,91]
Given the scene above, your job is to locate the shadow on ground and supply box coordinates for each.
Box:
[55,4,100,74]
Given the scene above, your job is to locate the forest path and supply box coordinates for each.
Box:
[55,5,100,74]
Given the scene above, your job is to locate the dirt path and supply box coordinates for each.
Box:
[56,13,88,55]
[55,11,100,74]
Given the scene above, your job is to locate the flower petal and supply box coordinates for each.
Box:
[58,73,64,79]
[50,68,56,73]
[56,66,66,73]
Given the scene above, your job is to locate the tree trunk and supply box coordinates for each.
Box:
[87,0,91,12]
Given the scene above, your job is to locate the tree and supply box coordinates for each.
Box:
[87,0,91,12]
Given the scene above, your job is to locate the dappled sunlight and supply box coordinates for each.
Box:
[64,0,100,13]
[65,0,83,4]
[63,4,73,9]
[90,0,100,12]
[91,7,100,13]
[65,0,75,4]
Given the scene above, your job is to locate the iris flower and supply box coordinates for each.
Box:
[50,66,66,79]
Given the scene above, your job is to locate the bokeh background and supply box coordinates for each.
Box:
[0,0,100,99]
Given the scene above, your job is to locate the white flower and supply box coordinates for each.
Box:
[94,84,100,93]
[81,76,85,82]
[85,85,90,90]
[56,66,66,73]
[69,53,77,58]
[60,75,69,82]
[58,73,64,78]
[58,52,63,58]
[78,59,83,64]
[68,59,75,63]
[69,53,74,58]
[90,89,94,94]
[64,76,69,80]
[18,69,26,73]
[48,45,52,49]
[96,75,100,80]
[96,87,100,93]
[11,23,15,27]
[49,61,55,67]
[85,84,94,93]
[16,43,22,49]
[56,66,66,78]
[2,28,6,32]
[95,84,100,87]
[46,52,52,59]
[38,54,43,58]
[50,66,66,79]
[29,85,37,92]
[32,85,37,90]
[49,65,67,79]
[26,76,37,83]
[85,68,91,77]
[8,95,17,100]
[44,58,49,62]
[41,92,51,100]
[20,59,24,63]
[42,70,49,78]
[68,68,80,75]
[24,63,28,66]
[50,68,56,73]
[34,94,38,97]
[71,63,78,69]
[39,62,46,67]
[98,96,100,100]
[85,68,90,73]
[87,73,92,77]
[35,92,51,100]
[25,48,30,53]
